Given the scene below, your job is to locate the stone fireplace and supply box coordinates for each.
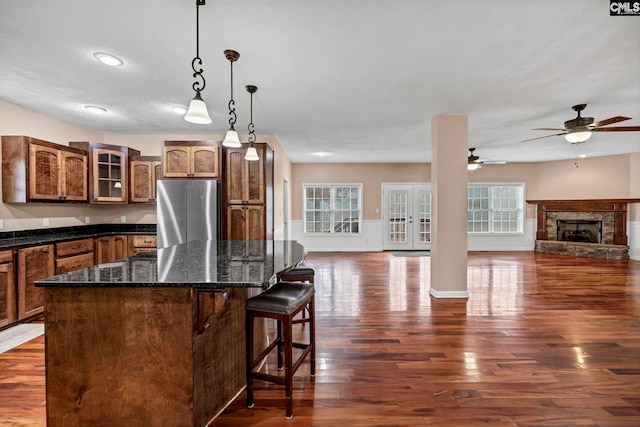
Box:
[527,199,639,260]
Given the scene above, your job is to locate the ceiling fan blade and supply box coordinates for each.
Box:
[592,126,640,132]
[482,160,507,165]
[532,127,566,131]
[591,116,631,128]
[521,132,566,142]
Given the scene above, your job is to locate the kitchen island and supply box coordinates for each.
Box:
[36,239,306,427]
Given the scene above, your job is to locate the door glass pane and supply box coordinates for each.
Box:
[388,191,407,243]
[418,191,431,243]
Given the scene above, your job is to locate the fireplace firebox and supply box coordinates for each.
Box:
[557,220,602,243]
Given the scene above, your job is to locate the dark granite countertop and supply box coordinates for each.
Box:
[36,240,306,289]
[0,224,156,250]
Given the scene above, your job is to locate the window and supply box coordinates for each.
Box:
[468,183,523,234]
[304,184,362,234]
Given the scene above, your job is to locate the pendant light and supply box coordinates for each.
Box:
[184,0,212,124]
[222,50,242,147]
[244,85,260,161]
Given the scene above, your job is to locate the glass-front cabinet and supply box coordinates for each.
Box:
[69,141,140,204]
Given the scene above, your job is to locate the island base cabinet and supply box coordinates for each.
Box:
[44,286,263,427]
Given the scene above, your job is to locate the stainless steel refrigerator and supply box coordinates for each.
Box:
[156,179,220,249]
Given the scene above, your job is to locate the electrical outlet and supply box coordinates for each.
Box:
[43,218,49,226]
[85,216,91,224]
[120,215,127,223]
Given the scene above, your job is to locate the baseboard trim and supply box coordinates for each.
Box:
[429,288,469,299]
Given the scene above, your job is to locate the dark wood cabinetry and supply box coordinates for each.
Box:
[128,235,157,256]
[95,235,128,264]
[130,156,161,203]
[222,143,273,240]
[17,244,54,319]
[69,141,140,204]
[162,141,220,178]
[0,250,16,328]
[2,135,87,203]
[55,238,94,274]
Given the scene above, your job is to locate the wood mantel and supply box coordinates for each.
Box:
[526,199,640,245]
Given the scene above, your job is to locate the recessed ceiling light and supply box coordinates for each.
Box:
[84,105,107,113]
[579,154,588,158]
[93,52,124,67]
[312,152,332,157]
[171,105,188,115]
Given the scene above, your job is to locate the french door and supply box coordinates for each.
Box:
[382,183,431,250]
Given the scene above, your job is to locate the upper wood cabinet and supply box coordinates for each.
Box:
[2,135,87,203]
[162,141,220,178]
[69,141,140,204]
[224,144,266,205]
[130,156,161,203]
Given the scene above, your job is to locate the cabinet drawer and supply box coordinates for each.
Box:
[56,253,94,274]
[56,238,94,257]
[0,250,13,264]
[132,235,157,248]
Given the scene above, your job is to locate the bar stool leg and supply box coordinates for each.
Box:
[245,310,255,408]
[277,320,284,370]
[309,298,316,376]
[283,315,294,419]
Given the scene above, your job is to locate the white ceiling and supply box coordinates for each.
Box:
[1,0,639,164]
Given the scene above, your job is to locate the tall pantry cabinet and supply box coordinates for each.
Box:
[222,143,273,240]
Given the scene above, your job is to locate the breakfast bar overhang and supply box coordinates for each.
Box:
[36,240,306,427]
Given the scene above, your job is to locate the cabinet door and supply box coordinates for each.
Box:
[226,205,265,240]
[246,205,266,240]
[190,146,219,177]
[131,160,154,202]
[0,251,16,328]
[113,236,128,261]
[61,151,87,201]
[93,149,127,203]
[95,236,114,264]
[17,245,54,319]
[29,144,62,200]
[225,146,264,204]
[163,146,190,177]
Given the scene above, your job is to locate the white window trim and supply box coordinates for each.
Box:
[303,183,363,236]
[467,182,525,236]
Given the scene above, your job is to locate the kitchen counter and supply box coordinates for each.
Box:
[0,223,156,250]
[37,239,305,288]
[36,239,306,427]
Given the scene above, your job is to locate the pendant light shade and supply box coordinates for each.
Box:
[222,50,242,147]
[244,85,260,161]
[184,0,211,125]
[244,145,259,161]
[185,92,212,124]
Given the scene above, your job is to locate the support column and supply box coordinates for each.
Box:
[430,115,469,298]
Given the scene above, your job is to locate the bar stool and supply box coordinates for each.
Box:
[277,262,315,324]
[245,281,316,419]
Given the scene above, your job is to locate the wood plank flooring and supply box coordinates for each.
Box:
[1,251,639,426]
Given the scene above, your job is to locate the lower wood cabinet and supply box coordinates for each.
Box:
[55,238,94,274]
[226,205,265,240]
[17,244,54,320]
[95,236,128,264]
[129,235,157,257]
[0,250,16,328]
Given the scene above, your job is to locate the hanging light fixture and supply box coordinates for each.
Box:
[184,0,212,124]
[222,50,242,147]
[244,85,260,161]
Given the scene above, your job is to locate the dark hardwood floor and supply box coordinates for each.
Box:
[1,251,639,426]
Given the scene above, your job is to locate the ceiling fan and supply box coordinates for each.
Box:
[522,104,640,144]
[468,148,506,170]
